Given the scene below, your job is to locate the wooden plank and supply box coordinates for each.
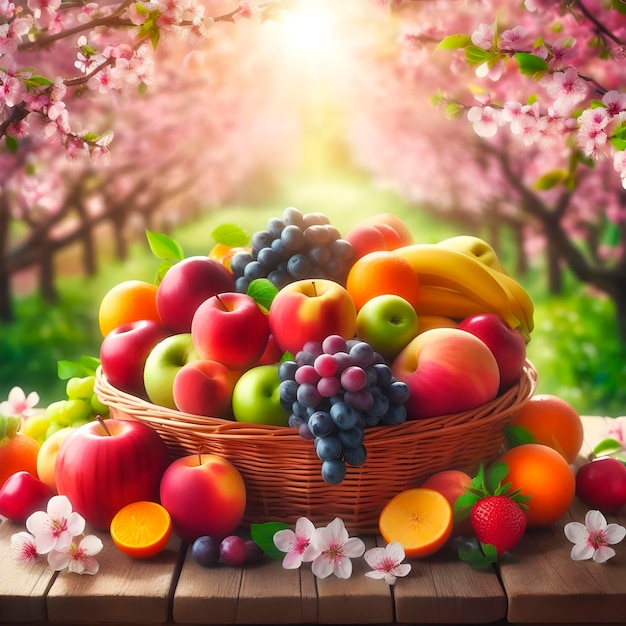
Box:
[394,540,507,624]
[315,536,394,624]
[0,520,57,623]
[45,530,182,624]
[172,544,243,624]
[499,415,626,624]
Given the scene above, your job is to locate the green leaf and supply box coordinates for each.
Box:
[247,278,279,312]
[458,539,497,567]
[610,138,626,151]
[57,355,101,380]
[453,492,480,521]
[146,230,184,262]
[5,135,18,153]
[0,415,22,445]
[250,522,289,560]
[486,462,509,494]
[504,424,536,448]
[514,52,549,76]
[435,34,472,51]
[155,259,176,286]
[612,0,626,14]
[212,224,250,248]
[444,103,465,120]
[464,45,496,65]
[592,438,624,458]
[533,169,569,191]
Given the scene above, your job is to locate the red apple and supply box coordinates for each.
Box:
[391,327,500,420]
[575,457,626,513]
[156,256,236,333]
[55,419,171,530]
[268,278,357,355]
[100,319,171,397]
[173,359,239,418]
[0,471,53,522]
[159,453,246,543]
[191,292,269,370]
[256,333,284,366]
[457,313,527,392]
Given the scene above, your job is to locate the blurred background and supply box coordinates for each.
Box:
[1,0,625,416]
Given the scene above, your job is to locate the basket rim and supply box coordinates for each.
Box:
[94,360,538,440]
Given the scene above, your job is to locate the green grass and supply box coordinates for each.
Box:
[1,174,624,417]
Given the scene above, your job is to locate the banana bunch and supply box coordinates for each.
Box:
[393,236,534,342]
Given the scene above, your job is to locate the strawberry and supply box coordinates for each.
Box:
[470,495,527,556]
[454,462,530,567]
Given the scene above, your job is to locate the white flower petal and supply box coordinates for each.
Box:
[386,542,406,562]
[26,510,50,536]
[564,521,588,544]
[326,517,348,543]
[294,516,316,538]
[593,546,616,563]
[47,550,70,571]
[273,529,295,552]
[66,512,86,537]
[394,563,412,578]
[80,535,103,556]
[76,555,99,575]
[365,569,386,580]
[344,537,365,558]
[584,510,608,533]
[384,573,398,585]
[571,543,594,561]
[311,555,333,579]
[363,546,385,568]
[334,557,353,579]
[47,495,73,519]
[282,551,303,569]
[301,542,321,562]
[605,523,626,545]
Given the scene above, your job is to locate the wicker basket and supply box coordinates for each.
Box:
[95,361,537,534]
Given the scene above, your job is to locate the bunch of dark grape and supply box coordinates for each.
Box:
[278,335,411,485]
[229,207,354,293]
[191,534,264,568]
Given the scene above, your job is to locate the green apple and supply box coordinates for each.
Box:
[143,333,200,409]
[355,294,419,360]
[231,364,289,426]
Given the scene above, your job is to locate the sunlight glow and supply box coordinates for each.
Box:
[278,1,340,63]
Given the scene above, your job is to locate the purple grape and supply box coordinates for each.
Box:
[307,410,334,437]
[192,536,221,567]
[244,539,265,563]
[299,422,315,440]
[381,403,408,425]
[315,435,343,460]
[295,350,316,367]
[282,206,305,228]
[385,381,411,405]
[321,459,346,485]
[278,360,298,381]
[296,383,322,408]
[344,389,374,411]
[340,365,368,392]
[220,535,247,566]
[317,375,341,398]
[329,401,358,430]
[322,334,348,354]
[349,342,376,368]
[295,364,320,385]
[344,445,367,467]
[334,351,353,373]
[302,340,323,356]
[371,363,393,387]
[339,426,365,448]
[314,353,339,377]
[281,224,304,251]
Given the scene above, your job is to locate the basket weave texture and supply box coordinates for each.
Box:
[95,361,537,535]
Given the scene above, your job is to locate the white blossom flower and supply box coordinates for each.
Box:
[0,386,40,420]
[273,516,320,569]
[26,495,86,554]
[10,531,39,564]
[310,518,365,579]
[364,542,411,585]
[47,535,103,575]
[564,510,625,563]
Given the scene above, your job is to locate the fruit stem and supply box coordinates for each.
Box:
[96,415,112,436]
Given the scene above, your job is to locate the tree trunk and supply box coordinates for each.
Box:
[76,200,97,276]
[39,239,57,302]
[0,192,13,323]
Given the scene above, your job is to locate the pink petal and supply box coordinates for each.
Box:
[584,510,608,533]
[273,529,296,553]
[66,512,86,537]
[333,557,353,579]
[365,570,386,580]
[571,543,594,561]
[80,535,103,556]
[281,551,303,569]
[593,546,616,563]
[47,495,73,519]
[343,537,365,558]
[311,555,334,579]
[364,546,386,568]
[71,555,100,575]
[386,542,406,563]
[564,521,587,544]
[47,549,71,571]
[605,524,626,545]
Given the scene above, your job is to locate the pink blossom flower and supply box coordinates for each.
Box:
[364,542,411,585]
[273,517,320,569]
[0,386,41,421]
[47,535,103,575]
[26,495,86,554]
[564,510,625,563]
[602,91,626,116]
[310,518,365,579]
[471,22,494,51]
[608,417,626,444]
[543,67,587,115]
[578,107,612,159]
[10,532,39,564]
[500,26,528,51]
[467,105,500,138]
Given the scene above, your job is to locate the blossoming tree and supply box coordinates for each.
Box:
[347,0,626,340]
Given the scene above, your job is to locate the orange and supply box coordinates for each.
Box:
[0,432,40,487]
[98,280,162,337]
[346,250,421,312]
[378,487,453,558]
[510,394,583,464]
[497,443,575,528]
[208,244,250,271]
[110,501,173,559]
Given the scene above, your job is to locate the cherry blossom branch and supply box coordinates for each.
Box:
[573,0,626,47]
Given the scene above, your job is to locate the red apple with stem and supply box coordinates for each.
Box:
[55,418,171,530]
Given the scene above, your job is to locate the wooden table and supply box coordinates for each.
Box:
[1,416,625,626]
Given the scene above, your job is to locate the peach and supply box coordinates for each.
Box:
[422,469,473,534]
[391,327,500,419]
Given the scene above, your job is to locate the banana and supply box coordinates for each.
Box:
[485,266,535,337]
[416,285,504,320]
[437,235,506,272]
[394,244,523,332]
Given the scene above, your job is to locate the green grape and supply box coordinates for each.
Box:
[66,375,96,400]
[21,414,52,443]
[46,398,92,426]
[90,393,109,417]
